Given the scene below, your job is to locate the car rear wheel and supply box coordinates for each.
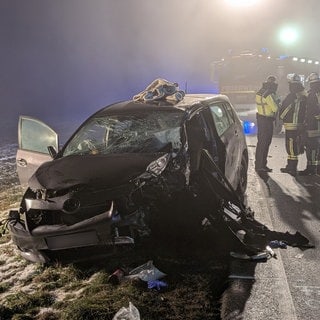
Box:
[236,153,248,196]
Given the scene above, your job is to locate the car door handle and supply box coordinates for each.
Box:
[17,158,27,167]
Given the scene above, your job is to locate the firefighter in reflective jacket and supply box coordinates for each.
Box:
[255,75,279,172]
[279,74,307,176]
[299,72,320,175]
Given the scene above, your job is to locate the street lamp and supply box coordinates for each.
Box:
[278,25,299,56]
[278,26,299,46]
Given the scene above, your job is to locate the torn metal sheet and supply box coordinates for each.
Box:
[198,149,314,256]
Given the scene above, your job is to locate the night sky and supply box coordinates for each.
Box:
[1,0,319,138]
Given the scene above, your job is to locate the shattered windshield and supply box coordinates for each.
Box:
[62,110,184,156]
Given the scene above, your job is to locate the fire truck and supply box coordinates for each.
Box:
[210,51,320,134]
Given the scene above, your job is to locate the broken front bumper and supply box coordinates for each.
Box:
[7,205,134,263]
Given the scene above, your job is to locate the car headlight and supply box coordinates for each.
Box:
[146,154,170,176]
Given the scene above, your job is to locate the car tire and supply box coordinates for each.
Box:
[236,153,248,196]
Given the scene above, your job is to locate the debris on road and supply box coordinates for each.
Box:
[112,301,140,320]
[147,279,168,291]
[126,260,166,282]
[269,240,288,249]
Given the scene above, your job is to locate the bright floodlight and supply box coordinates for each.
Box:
[279,26,299,45]
[225,0,260,6]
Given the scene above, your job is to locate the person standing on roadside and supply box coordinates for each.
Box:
[255,75,280,173]
[279,74,307,176]
[299,72,320,175]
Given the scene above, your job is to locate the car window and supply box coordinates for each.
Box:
[62,111,184,156]
[19,116,58,154]
[209,104,233,136]
[224,102,236,123]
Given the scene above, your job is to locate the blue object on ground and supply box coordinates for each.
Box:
[269,240,287,248]
[147,280,168,291]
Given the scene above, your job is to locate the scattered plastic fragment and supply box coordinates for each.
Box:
[230,251,268,261]
[147,280,168,291]
[251,252,269,260]
[108,268,127,285]
[112,301,140,320]
[269,240,287,249]
[126,260,166,282]
[266,245,277,259]
[229,274,255,280]
[230,252,251,260]
[236,229,246,241]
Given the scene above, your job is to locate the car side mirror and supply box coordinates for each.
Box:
[48,146,58,159]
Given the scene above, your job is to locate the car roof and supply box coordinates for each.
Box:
[94,94,231,117]
[175,93,231,109]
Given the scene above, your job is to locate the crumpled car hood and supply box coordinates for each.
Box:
[28,153,165,190]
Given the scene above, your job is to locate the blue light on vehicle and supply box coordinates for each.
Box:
[243,120,256,135]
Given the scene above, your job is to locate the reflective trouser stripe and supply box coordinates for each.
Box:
[288,138,298,160]
[284,123,303,130]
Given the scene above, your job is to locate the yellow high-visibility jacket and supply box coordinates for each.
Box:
[256,93,279,118]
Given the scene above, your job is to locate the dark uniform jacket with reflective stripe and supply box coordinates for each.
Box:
[280,91,307,130]
[305,90,320,137]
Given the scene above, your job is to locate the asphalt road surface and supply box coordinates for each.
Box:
[229,134,320,320]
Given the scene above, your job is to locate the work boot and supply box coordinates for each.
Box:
[280,166,297,175]
[280,160,297,176]
[298,165,317,176]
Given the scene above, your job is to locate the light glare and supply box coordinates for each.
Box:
[279,26,299,45]
[225,0,260,6]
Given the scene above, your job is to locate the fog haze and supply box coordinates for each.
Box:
[1,0,319,135]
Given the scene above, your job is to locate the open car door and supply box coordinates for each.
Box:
[16,116,58,187]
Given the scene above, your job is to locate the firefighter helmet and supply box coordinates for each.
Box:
[266,75,277,83]
[287,73,301,83]
[306,72,320,84]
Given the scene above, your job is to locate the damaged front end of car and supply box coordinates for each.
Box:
[7,147,191,263]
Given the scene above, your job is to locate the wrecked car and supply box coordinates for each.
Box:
[7,94,249,263]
